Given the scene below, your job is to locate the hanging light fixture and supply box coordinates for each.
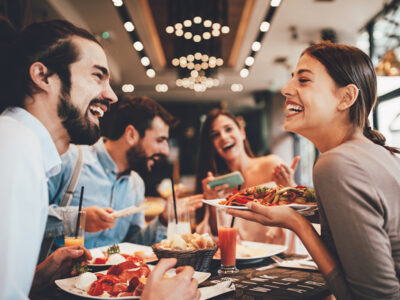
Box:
[166,0,228,92]
[376,49,400,76]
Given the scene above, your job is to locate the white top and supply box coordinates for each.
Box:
[0,107,61,300]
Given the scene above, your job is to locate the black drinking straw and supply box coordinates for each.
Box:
[230,185,241,228]
[170,175,178,224]
[75,186,84,238]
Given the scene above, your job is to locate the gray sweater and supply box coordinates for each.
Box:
[313,140,400,300]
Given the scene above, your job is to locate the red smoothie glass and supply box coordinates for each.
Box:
[217,208,239,274]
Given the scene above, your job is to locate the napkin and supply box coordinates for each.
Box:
[111,203,151,218]
[276,259,318,270]
[199,280,235,300]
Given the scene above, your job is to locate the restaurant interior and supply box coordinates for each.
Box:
[1,0,400,299]
[4,0,398,191]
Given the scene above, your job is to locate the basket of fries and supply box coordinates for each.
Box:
[152,233,218,272]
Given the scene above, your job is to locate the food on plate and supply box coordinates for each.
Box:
[75,257,150,297]
[91,244,157,265]
[220,185,316,207]
[70,261,90,276]
[214,244,270,259]
[75,272,97,291]
[156,233,216,251]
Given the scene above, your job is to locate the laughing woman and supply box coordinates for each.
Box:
[229,42,400,299]
[195,109,301,250]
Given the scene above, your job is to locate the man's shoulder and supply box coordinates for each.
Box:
[0,116,41,153]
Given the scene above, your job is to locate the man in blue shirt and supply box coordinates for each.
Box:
[48,96,202,248]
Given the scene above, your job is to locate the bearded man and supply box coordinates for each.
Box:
[48,96,203,249]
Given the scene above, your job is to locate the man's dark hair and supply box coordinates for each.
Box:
[0,18,100,112]
[101,95,176,140]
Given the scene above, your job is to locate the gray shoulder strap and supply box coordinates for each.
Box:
[59,146,83,207]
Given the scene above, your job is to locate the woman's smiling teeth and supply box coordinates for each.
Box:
[89,105,105,118]
[286,103,304,113]
[222,143,235,151]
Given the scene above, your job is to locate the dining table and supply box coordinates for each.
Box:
[31,252,331,300]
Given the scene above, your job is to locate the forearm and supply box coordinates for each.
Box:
[292,214,337,277]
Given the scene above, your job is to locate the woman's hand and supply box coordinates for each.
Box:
[227,202,302,232]
[202,172,229,199]
[272,156,300,187]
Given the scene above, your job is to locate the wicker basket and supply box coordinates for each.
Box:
[152,245,218,272]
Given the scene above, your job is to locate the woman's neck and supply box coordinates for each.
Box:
[226,153,253,173]
[311,124,368,153]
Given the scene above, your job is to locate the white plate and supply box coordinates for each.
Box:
[55,265,211,299]
[89,243,157,266]
[213,241,287,261]
[202,199,317,211]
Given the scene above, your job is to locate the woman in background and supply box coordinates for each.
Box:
[195,109,301,250]
[229,42,400,299]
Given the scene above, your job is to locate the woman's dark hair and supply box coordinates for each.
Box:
[100,95,176,140]
[0,18,100,112]
[303,41,399,154]
[194,109,254,194]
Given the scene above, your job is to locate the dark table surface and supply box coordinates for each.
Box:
[31,254,331,300]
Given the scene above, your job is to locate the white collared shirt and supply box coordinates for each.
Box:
[0,107,61,300]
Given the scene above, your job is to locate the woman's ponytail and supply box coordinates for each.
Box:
[363,126,400,154]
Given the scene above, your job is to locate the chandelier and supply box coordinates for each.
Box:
[165,0,229,92]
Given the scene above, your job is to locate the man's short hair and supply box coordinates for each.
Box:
[101,95,176,140]
[0,18,100,112]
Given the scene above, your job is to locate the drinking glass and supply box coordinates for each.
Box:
[62,207,86,247]
[216,207,239,274]
[167,198,190,239]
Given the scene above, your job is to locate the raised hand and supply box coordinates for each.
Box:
[272,156,300,187]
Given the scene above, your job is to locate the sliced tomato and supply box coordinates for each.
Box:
[88,281,103,296]
[93,257,107,264]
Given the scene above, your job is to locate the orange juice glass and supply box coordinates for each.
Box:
[217,208,239,275]
[62,209,86,247]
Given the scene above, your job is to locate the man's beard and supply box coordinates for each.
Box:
[57,92,103,145]
[126,142,165,176]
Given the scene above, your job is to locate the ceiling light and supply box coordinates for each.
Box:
[231,83,243,92]
[203,32,211,39]
[187,54,194,62]
[184,32,192,39]
[203,20,212,27]
[122,84,134,93]
[175,23,183,30]
[124,21,134,32]
[190,70,199,77]
[175,30,183,36]
[155,84,168,92]
[245,56,255,66]
[216,58,224,66]
[141,56,150,66]
[212,23,221,30]
[240,68,249,78]
[212,30,220,37]
[172,58,180,66]
[193,16,202,24]
[166,26,174,34]
[194,52,202,60]
[183,19,192,27]
[260,21,270,32]
[193,35,201,42]
[146,69,155,78]
[112,0,123,7]
[270,0,281,7]
[252,41,261,52]
[133,41,143,51]
[221,26,230,34]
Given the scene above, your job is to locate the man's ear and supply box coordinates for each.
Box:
[124,124,140,146]
[29,62,53,92]
[337,84,359,111]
